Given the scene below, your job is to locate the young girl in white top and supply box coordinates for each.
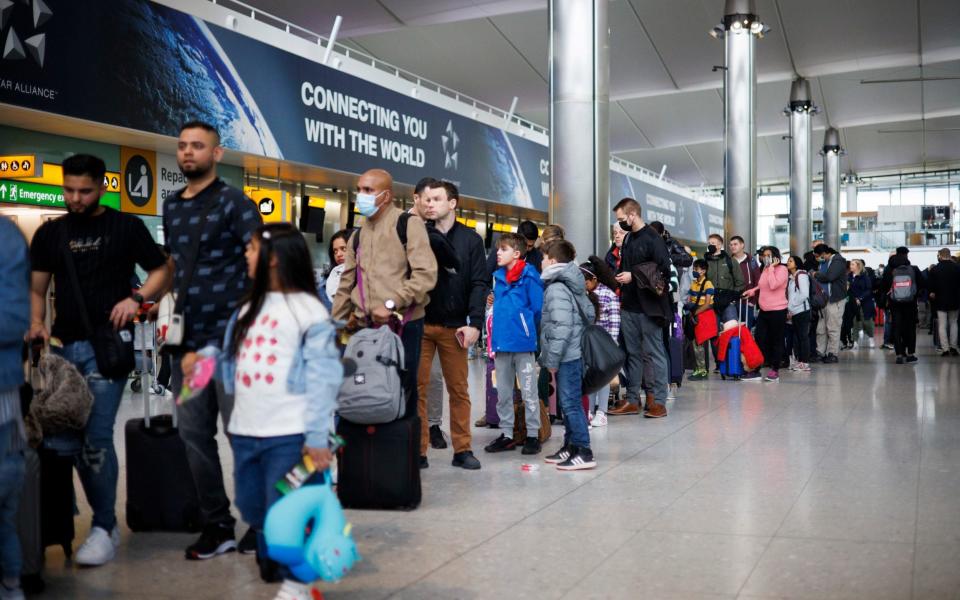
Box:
[223,223,342,600]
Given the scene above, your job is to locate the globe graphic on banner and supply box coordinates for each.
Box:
[105,3,282,159]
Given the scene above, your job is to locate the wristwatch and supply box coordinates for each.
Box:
[384,299,397,312]
[131,292,145,305]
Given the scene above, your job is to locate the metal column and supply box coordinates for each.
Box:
[786,77,816,258]
[845,173,858,212]
[821,127,842,249]
[549,0,609,256]
[718,0,764,254]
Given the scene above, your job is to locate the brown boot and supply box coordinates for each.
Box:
[642,392,655,413]
[608,402,640,416]
[644,402,668,418]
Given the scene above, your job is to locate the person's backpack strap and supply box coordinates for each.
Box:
[352,212,411,252]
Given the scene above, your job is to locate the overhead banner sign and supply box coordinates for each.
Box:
[120,146,158,216]
[0,0,549,212]
[610,171,724,244]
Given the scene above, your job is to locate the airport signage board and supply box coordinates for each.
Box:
[0,180,121,210]
[0,0,549,212]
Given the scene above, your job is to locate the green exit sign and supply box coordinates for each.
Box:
[0,180,120,210]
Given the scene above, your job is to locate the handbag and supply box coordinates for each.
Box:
[572,295,625,395]
[161,192,218,353]
[60,235,135,380]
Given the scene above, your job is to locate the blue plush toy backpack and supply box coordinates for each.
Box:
[264,473,361,583]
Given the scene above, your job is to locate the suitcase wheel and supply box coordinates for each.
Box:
[130,378,142,393]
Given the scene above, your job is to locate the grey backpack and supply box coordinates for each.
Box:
[337,326,406,424]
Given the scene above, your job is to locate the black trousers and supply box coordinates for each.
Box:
[890,303,918,356]
[755,309,788,370]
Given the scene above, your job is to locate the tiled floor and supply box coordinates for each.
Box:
[38,335,960,599]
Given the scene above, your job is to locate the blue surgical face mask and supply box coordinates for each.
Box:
[356,190,384,217]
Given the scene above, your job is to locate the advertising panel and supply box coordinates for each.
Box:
[0,0,549,211]
[609,171,724,244]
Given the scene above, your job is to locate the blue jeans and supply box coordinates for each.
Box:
[230,433,308,582]
[54,341,126,531]
[0,421,24,579]
[557,360,589,449]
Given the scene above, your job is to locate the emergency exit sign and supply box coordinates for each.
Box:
[0,180,120,210]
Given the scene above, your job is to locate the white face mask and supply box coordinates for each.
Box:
[356,190,385,217]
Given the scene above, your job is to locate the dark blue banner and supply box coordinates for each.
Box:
[0,0,549,210]
[609,171,724,244]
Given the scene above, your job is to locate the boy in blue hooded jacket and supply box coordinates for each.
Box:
[484,233,544,456]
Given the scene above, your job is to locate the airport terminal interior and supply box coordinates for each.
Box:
[1,0,960,598]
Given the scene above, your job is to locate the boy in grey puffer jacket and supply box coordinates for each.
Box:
[539,240,597,471]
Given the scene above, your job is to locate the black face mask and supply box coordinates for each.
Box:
[618,220,631,232]
[708,244,717,255]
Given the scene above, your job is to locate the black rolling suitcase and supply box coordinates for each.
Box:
[125,324,202,532]
[336,414,421,510]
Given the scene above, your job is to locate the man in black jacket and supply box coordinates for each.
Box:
[926,248,959,356]
[608,198,673,419]
[880,247,925,363]
[412,177,459,451]
[416,181,487,470]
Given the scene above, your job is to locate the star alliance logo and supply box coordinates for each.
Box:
[1,0,52,67]
[442,120,459,170]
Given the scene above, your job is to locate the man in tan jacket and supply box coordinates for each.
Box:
[333,169,438,442]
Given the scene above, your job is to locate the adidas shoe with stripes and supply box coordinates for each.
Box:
[556,446,596,471]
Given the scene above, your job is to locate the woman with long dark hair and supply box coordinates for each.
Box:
[742,246,789,382]
[319,229,352,308]
[220,223,341,595]
[786,255,813,372]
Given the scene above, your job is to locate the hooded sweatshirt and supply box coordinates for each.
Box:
[745,263,789,312]
[539,262,596,369]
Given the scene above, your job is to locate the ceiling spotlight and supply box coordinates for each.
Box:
[750,20,763,33]
[731,20,742,30]
[709,26,724,39]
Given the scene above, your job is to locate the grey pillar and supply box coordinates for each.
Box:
[549,0,610,257]
[786,77,816,258]
[821,127,842,250]
[720,0,763,253]
[845,172,858,212]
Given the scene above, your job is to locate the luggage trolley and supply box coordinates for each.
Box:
[131,310,165,396]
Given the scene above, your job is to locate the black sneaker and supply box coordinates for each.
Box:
[942,351,952,357]
[185,525,237,560]
[544,445,572,464]
[452,451,481,470]
[238,527,257,555]
[521,436,541,455]
[906,355,918,363]
[429,425,448,449]
[556,446,597,471]
[896,356,905,364]
[484,434,516,453]
[419,455,429,469]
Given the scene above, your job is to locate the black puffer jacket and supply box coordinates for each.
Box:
[927,259,960,311]
[425,221,488,328]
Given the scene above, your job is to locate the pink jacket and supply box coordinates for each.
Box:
[745,264,789,312]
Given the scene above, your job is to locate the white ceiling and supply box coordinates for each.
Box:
[245,0,960,187]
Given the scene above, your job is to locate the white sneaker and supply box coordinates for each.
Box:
[666,384,678,401]
[273,580,314,600]
[851,341,859,350]
[592,411,608,428]
[0,580,25,600]
[75,526,120,567]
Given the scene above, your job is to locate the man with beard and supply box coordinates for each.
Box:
[28,154,169,567]
[162,121,262,561]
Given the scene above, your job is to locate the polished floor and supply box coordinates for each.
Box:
[40,332,960,599]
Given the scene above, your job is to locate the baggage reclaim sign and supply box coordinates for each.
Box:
[0,180,120,210]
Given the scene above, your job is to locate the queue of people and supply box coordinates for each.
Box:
[1,118,959,600]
